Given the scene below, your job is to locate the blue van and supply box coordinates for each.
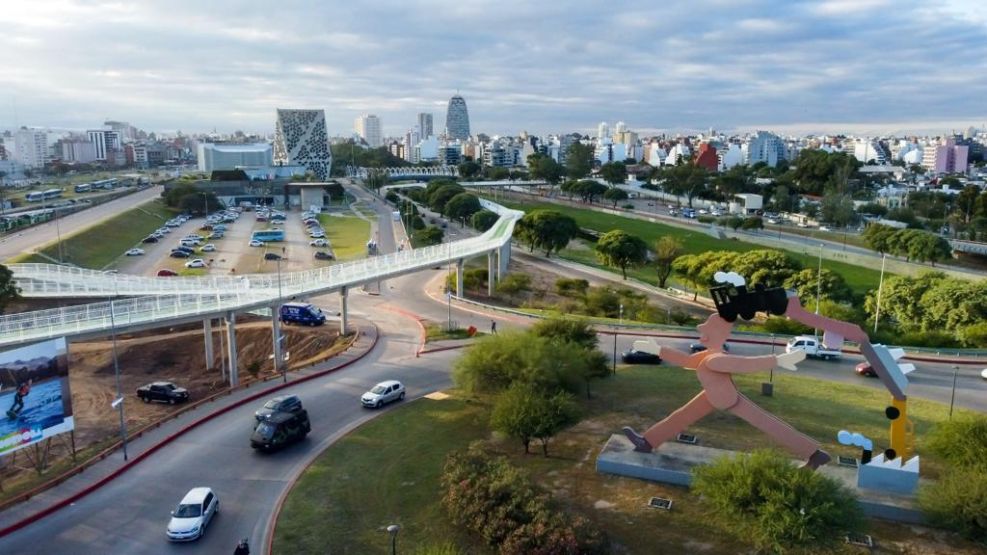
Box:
[279,303,326,326]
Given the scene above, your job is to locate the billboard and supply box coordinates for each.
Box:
[0,337,74,456]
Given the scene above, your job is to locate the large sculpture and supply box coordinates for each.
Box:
[622,272,918,483]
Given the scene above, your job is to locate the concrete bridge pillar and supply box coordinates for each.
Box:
[340,286,349,335]
[498,241,511,278]
[456,258,465,297]
[487,251,496,296]
[271,305,284,377]
[226,311,239,387]
[203,319,214,369]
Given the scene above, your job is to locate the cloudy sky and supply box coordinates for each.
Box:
[2,0,986,137]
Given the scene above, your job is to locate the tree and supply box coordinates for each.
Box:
[470,209,498,232]
[365,167,389,191]
[571,180,607,203]
[427,183,466,215]
[457,160,481,180]
[783,268,852,302]
[530,317,598,350]
[514,210,579,257]
[732,249,802,288]
[653,236,683,288]
[490,384,579,455]
[599,161,627,185]
[741,216,763,231]
[673,251,742,300]
[412,226,444,247]
[444,192,481,225]
[820,193,856,228]
[726,216,744,231]
[662,161,708,207]
[863,223,897,254]
[527,153,565,185]
[595,230,648,279]
[602,186,628,208]
[907,232,953,266]
[0,264,22,314]
[692,450,863,553]
[178,191,222,215]
[565,142,594,180]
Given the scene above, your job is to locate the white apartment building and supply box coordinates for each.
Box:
[87,129,121,161]
[14,128,48,168]
[744,131,787,167]
[197,143,273,172]
[354,114,383,148]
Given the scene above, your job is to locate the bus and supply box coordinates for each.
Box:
[43,188,63,200]
[91,178,118,190]
[251,229,285,242]
[74,183,92,193]
[25,191,45,202]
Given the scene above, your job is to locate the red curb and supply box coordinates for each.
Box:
[0,324,380,539]
[383,305,428,357]
[418,343,471,355]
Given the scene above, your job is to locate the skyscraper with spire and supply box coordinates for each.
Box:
[445,94,471,140]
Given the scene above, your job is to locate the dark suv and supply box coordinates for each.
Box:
[251,410,310,451]
[254,395,303,421]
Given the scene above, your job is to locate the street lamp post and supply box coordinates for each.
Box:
[612,304,623,376]
[199,192,209,217]
[108,292,129,460]
[277,248,286,383]
[949,365,959,419]
[54,205,64,263]
[873,253,887,333]
[813,242,823,337]
[386,524,400,555]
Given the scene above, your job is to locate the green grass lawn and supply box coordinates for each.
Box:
[273,364,979,554]
[318,212,371,261]
[501,199,884,296]
[13,200,177,268]
[424,321,483,342]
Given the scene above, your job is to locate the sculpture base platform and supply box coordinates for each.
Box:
[596,434,926,524]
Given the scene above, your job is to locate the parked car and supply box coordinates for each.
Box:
[185,258,206,268]
[254,395,303,421]
[199,224,213,231]
[249,239,265,247]
[157,227,171,234]
[310,238,329,247]
[251,410,311,451]
[137,381,189,404]
[142,236,159,244]
[208,232,224,240]
[786,335,841,360]
[621,348,662,364]
[361,380,405,408]
[264,252,282,261]
[855,362,878,378]
[156,269,178,277]
[201,244,216,252]
[166,487,219,541]
[981,368,987,380]
[280,302,326,326]
[314,251,334,260]
[309,231,326,239]
[175,246,195,254]
[819,226,831,232]
[689,342,729,353]
[125,248,145,256]
[170,250,191,258]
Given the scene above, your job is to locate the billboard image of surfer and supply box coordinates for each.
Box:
[0,337,74,455]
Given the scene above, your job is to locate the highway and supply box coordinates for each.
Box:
[0,186,164,262]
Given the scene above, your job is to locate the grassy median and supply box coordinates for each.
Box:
[15,200,176,268]
[318,212,371,261]
[273,364,973,554]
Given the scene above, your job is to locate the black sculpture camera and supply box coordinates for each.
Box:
[710,283,788,322]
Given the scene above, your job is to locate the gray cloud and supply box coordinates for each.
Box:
[1,0,985,136]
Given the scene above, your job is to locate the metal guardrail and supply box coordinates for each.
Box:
[1,201,523,347]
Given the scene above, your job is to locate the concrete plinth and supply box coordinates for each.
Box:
[596,434,926,524]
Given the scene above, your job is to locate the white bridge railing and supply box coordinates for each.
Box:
[1,200,522,347]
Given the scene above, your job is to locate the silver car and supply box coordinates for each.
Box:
[361,380,405,408]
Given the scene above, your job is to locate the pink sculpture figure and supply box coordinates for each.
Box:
[622,313,831,469]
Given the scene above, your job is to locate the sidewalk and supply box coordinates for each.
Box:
[0,321,378,534]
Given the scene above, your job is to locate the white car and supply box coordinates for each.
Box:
[249,240,265,247]
[185,259,206,268]
[157,227,171,234]
[166,487,219,541]
[124,248,144,256]
[819,226,831,232]
[309,239,329,247]
[981,368,987,380]
[361,380,405,409]
[309,231,326,239]
[201,244,216,252]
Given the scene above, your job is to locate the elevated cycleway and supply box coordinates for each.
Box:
[0,200,522,350]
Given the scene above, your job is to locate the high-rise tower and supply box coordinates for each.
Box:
[274,108,332,179]
[417,113,434,139]
[445,94,471,140]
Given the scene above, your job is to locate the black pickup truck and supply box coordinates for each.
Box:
[136,381,190,404]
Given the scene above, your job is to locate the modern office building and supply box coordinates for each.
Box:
[197,143,273,172]
[273,108,333,180]
[417,113,434,139]
[60,139,97,164]
[14,128,48,168]
[445,94,471,140]
[87,129,121,162]
[744,131,787,167]
[597,121,610,140]
[354,114,382,148]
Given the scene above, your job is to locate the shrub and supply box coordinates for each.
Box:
[919,467,987,542]
[925,415,987,472]
[692,450,863,553]
[385,190,399,203]
[490,383,579,455]
[530,317,597,350]
[413,542,463,555]
[496,273,531,297]
[762,316,812,336]
[959,322,987,348]
[411,214,426,230]
[555,277,589,297]
[441,447,606,554]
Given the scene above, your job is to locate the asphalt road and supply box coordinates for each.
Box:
[0,288,459,554]
[0,186,164,262]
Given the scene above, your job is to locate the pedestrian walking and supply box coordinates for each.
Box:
[490,320,497,334]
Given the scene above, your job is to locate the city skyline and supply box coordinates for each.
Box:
[1,0,986,137]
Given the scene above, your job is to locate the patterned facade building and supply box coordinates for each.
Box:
[274,108,332,179]
[445,95,471,140]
